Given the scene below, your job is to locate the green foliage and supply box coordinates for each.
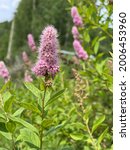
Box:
[0,22,10,59]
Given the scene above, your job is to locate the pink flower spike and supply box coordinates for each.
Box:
[72,26,80,40]
[71,6,83,27]
[27,34,37,51]
[73,40,88,60]
[0,61,10,82]
[33,25,59,77]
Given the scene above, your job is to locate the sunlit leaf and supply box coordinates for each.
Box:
[70,133,84,141]
[92,115,105,133]
[24,82,42,99]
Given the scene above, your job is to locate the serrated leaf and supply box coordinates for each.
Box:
[9,116,38,134]
[24,82,42,99]
[70,133,84,141]
[92,115,105,133]
[45,89,65,107]
[98,127,108,144]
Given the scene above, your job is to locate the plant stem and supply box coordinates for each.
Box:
[12,133,15,150]
[40,86,47,150]
[86,123,99,150]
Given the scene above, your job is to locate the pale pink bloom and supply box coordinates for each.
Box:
[22,51,29,63]
[24,71,33,82]
[72,26,80,40]
[0,61,10,82]
[73,40,88,60]
[71,6,78,18]
[27,34,37,51]
[32,26,59,77]
[71,6,83,27]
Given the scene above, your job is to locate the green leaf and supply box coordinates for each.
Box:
[2,91,12,102]
[42,119,53,128]
[12,108,25,117]
[17,128,40,149]
[94,41,100,54]
[45,89,65,107]
[0,148,8,150]
[98,127,108,144]
[98,36,106,42]
[4,97,14,112]
[0,81,11,94]
[92,115,105,133]
[83,105,92,121]
[17,102,41,115]
[0,131,12,140]
[6,120,16,133]
[45,124,64,136]
[24,82,42,99]
[0,114,6,121]
[70,133,84,141]
[9,116,38,134]
[0,122,8,132]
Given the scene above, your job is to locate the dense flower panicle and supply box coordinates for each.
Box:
[71,6,83,27]
[73,40,88,60]
[27,34,36,51]
[0,61,10,82]
[24,71,33,82]
[32,26,59,77]
[32,60,47,76]
[72,26,80,40]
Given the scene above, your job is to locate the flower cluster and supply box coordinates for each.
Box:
[71,6,83,27]
[0,61,10,82]
[73,40,88,60]
[27,34,37,51]
[71,6,88,60]
[32,26,59,77]
[72,26,80,40]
